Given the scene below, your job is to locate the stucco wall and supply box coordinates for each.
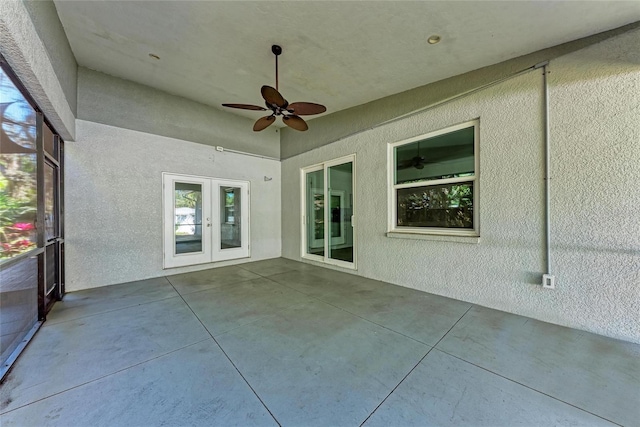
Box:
[22,0,77,115]
[65,120,282,291]
[0,0,75,140]
[7,0,638,341]
[78,67,280,158]
[281,28,640,343]
[280,22,640,160]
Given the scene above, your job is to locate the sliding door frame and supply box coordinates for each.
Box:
[300,154,357,270]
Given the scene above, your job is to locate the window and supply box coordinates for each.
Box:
[389,120,478,236]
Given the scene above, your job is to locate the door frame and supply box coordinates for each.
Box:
[163,173,212,269]
[300,154,356,270]
[162,173,250,269]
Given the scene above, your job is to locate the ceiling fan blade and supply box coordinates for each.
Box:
[261,86,287,108]
[222,103,267,111]
[287,102,327,116]
[253,115,275,131]
[282,115,308,131]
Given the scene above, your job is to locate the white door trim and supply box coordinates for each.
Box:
[162,173,250,269]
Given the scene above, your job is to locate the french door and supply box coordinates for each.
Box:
[163,173,249,269]
[301,155,356,269]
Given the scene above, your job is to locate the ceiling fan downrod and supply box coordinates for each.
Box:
[272,44,282,91]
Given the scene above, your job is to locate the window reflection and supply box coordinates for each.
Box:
[397,182,474,228]
[395,126,474,185]
[0,68,37,259]
[327,162,353,263]
[306,170,324,257]
[174,182,203,254]
[220,187,241,249]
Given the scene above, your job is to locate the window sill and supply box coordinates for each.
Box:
[386,231,480,244]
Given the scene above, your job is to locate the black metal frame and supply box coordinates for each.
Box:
[36,112,46,319]
[0,54,65,320]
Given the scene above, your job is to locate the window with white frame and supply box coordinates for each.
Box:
[389,120,478,235]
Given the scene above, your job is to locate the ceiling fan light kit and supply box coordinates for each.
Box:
[222,45,326,132]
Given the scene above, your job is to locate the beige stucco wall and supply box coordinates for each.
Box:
[281,28,640,343]
[5,0,638,342]
[0,0,75,140]
[77,67,280,158]
[65,120,282,291]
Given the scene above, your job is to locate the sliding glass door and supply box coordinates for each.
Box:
[302,155,355,268]
[163,173,249,268]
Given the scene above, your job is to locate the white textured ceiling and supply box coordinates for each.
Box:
[53,1,640,123]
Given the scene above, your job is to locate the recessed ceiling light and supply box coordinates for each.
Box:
[148,53,160,60]
[427,35,441,45]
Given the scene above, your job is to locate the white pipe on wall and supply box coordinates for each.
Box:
[285,62,551,160]
[544,65,551,273]
[216,146,280,161]
[542,64,555,289]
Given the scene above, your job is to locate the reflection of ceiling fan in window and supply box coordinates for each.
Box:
[397,143,472,170]
[0,102,35,154]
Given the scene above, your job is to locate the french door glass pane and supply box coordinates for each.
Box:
[306,170,324,257]
[328,162,353,263]
[220,186,241,249]
[174,182,203,254]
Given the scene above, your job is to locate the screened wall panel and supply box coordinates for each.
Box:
[1,58,64,377]
[0,257,38,366]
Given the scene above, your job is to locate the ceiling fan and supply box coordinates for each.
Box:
[222,45,326,132]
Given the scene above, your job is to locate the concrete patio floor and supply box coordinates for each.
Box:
[1,258,638,426]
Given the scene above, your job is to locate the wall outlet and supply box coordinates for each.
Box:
[542,274,556,289]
